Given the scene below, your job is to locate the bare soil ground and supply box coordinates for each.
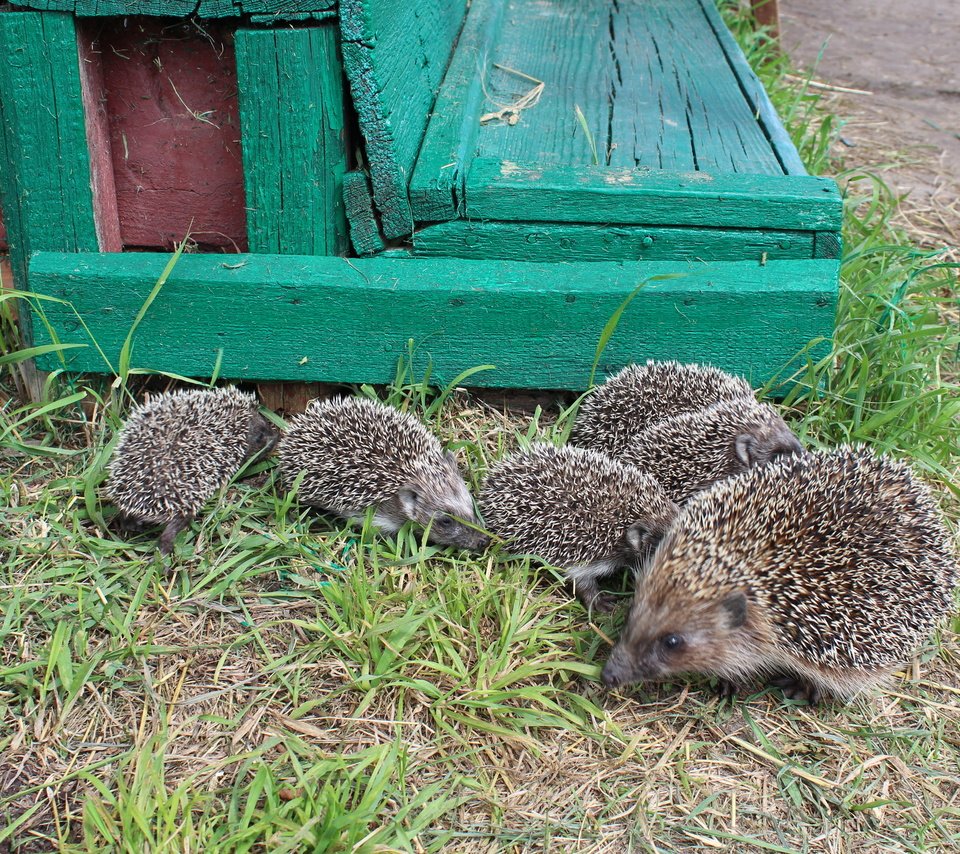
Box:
[783,0,960,254]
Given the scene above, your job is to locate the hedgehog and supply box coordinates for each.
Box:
[569,361,754,455]
[601,446,959,703]
[619,396,803,504]
[278,396,488,550]
[107,387,279,554]
[479,443,680,612]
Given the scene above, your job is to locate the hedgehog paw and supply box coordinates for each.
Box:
[771,675,824,705]
[585,591,618,614]
[158,514,192,556]
[715,678,743,701]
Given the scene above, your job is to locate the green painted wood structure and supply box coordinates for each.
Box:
[0,0,842,391]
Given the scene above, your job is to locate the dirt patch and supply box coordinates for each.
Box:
[782,0,960,253]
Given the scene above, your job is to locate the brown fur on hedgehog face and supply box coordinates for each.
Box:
[733,413,803,470]
[245,413,280,461]
[602,585,773,689]
[374,450,488,550]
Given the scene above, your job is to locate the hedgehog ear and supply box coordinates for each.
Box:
[721,591,748,628]
[734,434,756,467]
[397,486,423,518]
[444,449,460,471]
[624,522,655,555]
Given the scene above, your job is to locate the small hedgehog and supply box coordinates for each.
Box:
[620,396,803,504]
[480,443,679,612]
[569,361,754,455]
[602,447,959,702]
[279,396,487,550]
[107,387,278,554]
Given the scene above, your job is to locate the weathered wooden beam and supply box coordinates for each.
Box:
[235,25,349,256]
[749,0,781,40]
[77,22,122,253]
[408,0,507,221]
[9,0,336,18]
[340,0,467,238]
[699,0,797,171]
[412,221,824,262]
[465,158,842,231]
[0,13,101,292]
[343,171,387,256]
[28,251,838,390]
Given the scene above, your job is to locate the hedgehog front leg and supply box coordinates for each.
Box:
[566,563,618,613]
[770,674,825,705]
[158,514,193,555]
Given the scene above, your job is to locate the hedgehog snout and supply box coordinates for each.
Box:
[601,643,652,688]
[246,414,280,459]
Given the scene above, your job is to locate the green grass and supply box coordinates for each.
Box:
[2,4,960,852]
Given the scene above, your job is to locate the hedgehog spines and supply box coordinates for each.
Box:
[570,360,754,455]
[480,442,679,611]
[603,446,958,700]
[107,386,272,554]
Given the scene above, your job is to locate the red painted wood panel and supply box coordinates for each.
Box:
[78,24,122,253]
[95,19,247,251]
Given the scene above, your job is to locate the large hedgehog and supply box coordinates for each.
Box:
[107,387,278,554]
[480,443,679,611]
[620,396,803,503]
[279,396,487,550]
[602,447,959,702]
[570,361,754,455]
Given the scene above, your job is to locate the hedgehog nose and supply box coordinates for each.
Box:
[601,646,631,689]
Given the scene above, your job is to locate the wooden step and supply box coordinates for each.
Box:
[28,251,838,390]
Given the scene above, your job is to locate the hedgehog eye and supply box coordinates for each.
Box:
[432,514,454,531]
[660,633,685,652]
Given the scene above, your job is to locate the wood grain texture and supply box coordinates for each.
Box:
[77,24,122,253]
[408,0,507,221]
[340,0,467,238]
[475,0,782,175]
[235,25,348,255]
[9,0,335,17]
[698,0,804,175]
[0,10,100,298]
[343,171,386,255]
[477,0,610,166]
[96,19,247,251]
[465,158,842,230]
[28,250,838,390]
[412,220,818,262]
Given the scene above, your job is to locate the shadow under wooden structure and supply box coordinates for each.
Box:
[0,0,838,395]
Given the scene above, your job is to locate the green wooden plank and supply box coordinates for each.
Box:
[697,0,807,175]
[412,221,819,262]
[476,0,611,166]
[343,171,386,256]
[0,11,99,300]
[408,0,508,221]
[465,158,842,231]
[0,65,26,287]
[235,25,348,256]
[472,0,781,175]
[607,0,695,172]
[340,0,467,238]
[814,231,843,259]
[10,0,336,15]
[607,0,782,174]
[240,0,335,12]
[28,251,837,389]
